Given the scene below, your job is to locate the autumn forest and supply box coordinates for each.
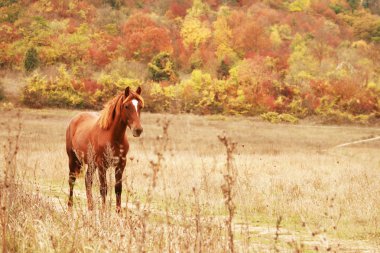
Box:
[1,0,380,123]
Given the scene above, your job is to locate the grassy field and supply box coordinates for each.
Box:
[1,108,380,252]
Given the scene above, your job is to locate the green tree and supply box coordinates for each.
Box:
[148,52,178,83]
[0,0,18,8]
[347,0,360,12]
[217,60,230,79]
[24,47,39,72]
[105,0,122,9]
[286,34,318,86]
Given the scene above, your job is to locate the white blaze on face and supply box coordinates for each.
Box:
[132,99,139,113]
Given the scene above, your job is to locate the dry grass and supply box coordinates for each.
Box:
[1,108,380,252]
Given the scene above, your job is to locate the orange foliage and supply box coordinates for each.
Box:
[229,10,272,56]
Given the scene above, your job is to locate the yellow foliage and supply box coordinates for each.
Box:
[288,0,311,12]
[181,16,211,48]
[181,0,211,48]
[213,6,238,62]
[351,40,369,49]
[269,24,292,48]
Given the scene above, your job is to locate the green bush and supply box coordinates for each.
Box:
[94,73,142,106]
[24,47,39,72]
[260,112,299,124]
[178,69,227,114]
[330,4,344,14]
[19,63,379,124]
[316,107,377,124]
[22,67,84,108]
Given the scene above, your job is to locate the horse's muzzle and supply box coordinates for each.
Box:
[132,128,143,137]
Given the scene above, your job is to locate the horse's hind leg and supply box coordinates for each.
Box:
[68,152,81,208]
[85,163,95,211]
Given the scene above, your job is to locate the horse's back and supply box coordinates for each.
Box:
[66,112,99,156]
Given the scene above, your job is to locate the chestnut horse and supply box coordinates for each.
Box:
[66,87,144,211]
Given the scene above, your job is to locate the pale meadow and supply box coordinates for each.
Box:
[1,108,380,252]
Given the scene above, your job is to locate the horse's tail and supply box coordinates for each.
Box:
[66,119,82,175]
[65,120,73,156]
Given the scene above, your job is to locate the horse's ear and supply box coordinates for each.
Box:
[124,87,130,97]
[136,86,142,95]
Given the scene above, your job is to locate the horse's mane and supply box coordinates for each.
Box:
[97,91,144,130]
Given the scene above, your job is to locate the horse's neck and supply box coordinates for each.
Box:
[108,117,127,143]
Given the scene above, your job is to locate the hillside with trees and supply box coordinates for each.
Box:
[0,0,379,123]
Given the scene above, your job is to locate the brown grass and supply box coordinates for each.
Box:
[1,108,380,252]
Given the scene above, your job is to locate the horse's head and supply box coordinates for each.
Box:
[122,86,144,137]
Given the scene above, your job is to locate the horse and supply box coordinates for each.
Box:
[65,86,144,212]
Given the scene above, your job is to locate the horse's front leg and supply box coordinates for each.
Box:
[98,167,107,210]
[115,160,126,213]
[85,164,95,211]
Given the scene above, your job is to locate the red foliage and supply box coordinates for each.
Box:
[199,42,216,66]
[88,34,122,67]
[261,44,291,73]
[303,92,321,111]
[166,1,190,18]
[82,79,101,94]
[106,36,122,52]
[311,79,378,115]
[248,3,281,27]
[77,1,96,21]
[67,19,79,34]
[0,43,10,67]
[311,1,337,20]
[47,0,94,21]
[0,23,20,43]
[263,95,276,110]
[71,80,81,91]
[122,13,156,35]
[331,79,361,100]
[205,0,220,9]
[242,79,278,111]
[347,90,377,114]
[72,79,101,94]
[88,45,110,67]
[285,12,319,34]
[310,80,332,97]
[169,24,192,68]
[331,79,377,114]
[122,13,172,61]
